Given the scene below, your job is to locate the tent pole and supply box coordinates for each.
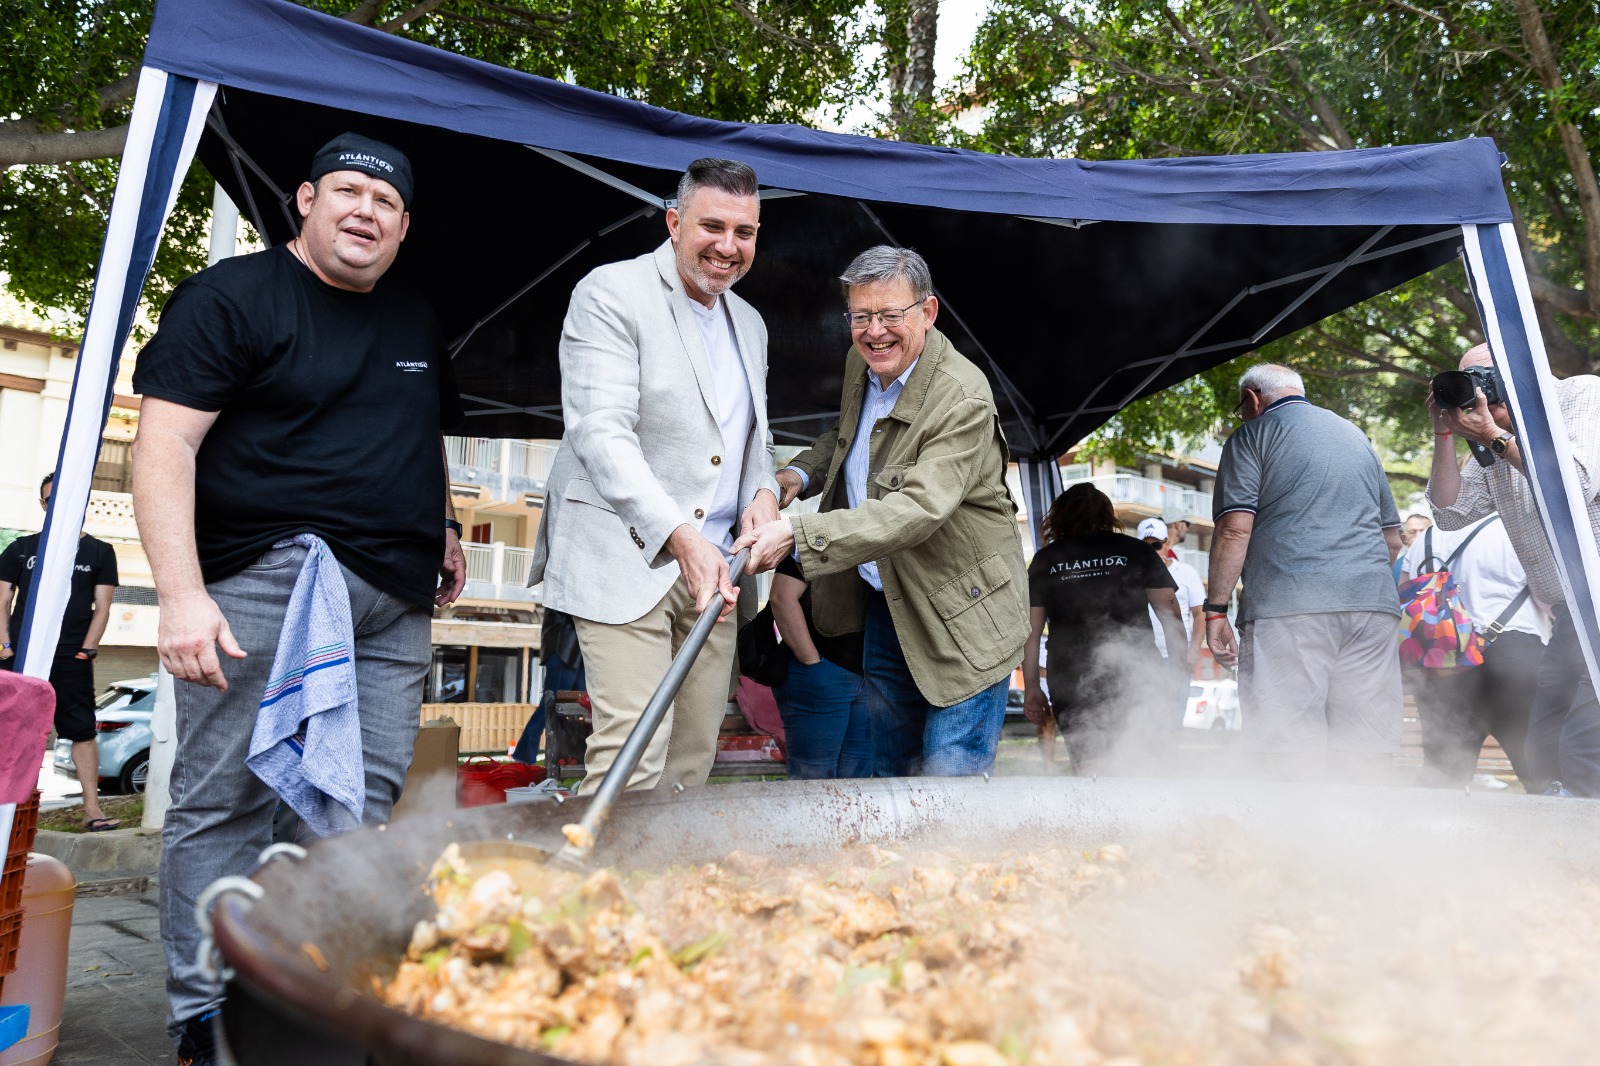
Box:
[19,70,216,675]
[1043,224,1420,453]
[528,146,668,208]
[448,204,657,358]
[208,181,239,265]
[1461,223,1600,705]
[204,109,296,236]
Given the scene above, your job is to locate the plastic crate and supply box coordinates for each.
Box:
[5,791,40,857]
[0,908,21,978]
[1,791,40,915]
[0,852,24,915]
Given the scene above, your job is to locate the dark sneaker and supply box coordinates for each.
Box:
[176,1007,221,1066]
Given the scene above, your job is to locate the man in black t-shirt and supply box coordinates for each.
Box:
[0,473,120,830]
[130,133,465,1066]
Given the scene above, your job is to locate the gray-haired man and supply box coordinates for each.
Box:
[1205,363,1404,780]
[736,245,1029,777]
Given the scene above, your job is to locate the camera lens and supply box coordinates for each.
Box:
[1432,370,1477,409]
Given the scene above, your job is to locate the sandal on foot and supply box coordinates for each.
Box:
[85,818,121,832]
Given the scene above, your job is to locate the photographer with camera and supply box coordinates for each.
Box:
[1427,343,1600,796]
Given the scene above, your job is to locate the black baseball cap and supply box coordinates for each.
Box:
[308,133,413,207]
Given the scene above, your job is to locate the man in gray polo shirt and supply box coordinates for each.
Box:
[1205,364,1404,779]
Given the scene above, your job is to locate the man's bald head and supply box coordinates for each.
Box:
[1461,343,1492,369]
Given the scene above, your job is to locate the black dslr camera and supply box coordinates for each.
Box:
[1431,365,1504,410]
[1432,365,1509,468]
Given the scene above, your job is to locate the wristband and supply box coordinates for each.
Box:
[1,643,9,649]
[1201,602,1230,614]
[78,648,97,660]
[444,518,464,537]
[1204,613,1228,621]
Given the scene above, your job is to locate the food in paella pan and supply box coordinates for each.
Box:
[383,826,1600,1064]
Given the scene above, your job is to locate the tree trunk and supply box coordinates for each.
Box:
[886,0,938,138]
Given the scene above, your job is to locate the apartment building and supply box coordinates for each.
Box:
[434,435,559,706]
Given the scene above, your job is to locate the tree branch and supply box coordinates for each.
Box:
[1514,0,1600,313]
[0,125,128,168]
[1302,327,1433,383]
[1374,0,1530,69]
[343,1,387,25]
[379,0,449,32]
[1246,0,1354,149]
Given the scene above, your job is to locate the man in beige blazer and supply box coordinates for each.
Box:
[529,158,780,792]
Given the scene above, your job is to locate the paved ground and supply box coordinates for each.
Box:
[52,885,174,1066]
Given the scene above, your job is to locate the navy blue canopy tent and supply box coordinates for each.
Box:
[18,0,1600,708]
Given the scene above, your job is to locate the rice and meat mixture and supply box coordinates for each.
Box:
[382,830,1600,1065]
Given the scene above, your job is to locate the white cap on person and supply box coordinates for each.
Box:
[1136,517,1168,542]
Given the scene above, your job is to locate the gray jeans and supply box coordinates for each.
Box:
[161,544,429,1035]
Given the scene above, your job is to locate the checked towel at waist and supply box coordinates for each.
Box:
[246,535,363,836]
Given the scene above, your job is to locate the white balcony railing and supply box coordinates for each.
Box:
[509,441,558,482]
[502,545,537,586]
[447,437,560,504]
[1055,467,1213,521]
[446,436,502,474]
[460,541,539,602]
[1175,547,1211,576]
[462,542,494,582]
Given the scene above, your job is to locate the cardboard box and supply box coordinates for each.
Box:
[392,716,460,820]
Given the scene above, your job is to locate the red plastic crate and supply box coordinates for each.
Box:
[0,852,24,914]
[1,790,40,915]
[0,908,21,978]
[5,790,40,857]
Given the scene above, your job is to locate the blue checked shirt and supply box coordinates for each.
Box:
[784,359,918,590]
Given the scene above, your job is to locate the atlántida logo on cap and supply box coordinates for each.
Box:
[339,151,395,174]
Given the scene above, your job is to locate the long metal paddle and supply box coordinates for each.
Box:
[552,548,750,867]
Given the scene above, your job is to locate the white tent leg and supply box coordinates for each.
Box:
[18,69,216,676]
[1461,222,1600,703]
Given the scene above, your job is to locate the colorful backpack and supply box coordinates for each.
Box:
[1396,518,1526,671]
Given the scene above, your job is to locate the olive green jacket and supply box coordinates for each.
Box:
[788,328,1028,707]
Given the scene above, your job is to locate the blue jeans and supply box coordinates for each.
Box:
[773,656,872,779]
[863,592,1009,776]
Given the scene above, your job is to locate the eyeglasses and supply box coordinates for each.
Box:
[842,301,922,329]
[1232,388,1256,419]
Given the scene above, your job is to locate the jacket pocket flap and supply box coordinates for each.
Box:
[930,554,1014,622]
[564,476,616,513]
[873,464,908,492]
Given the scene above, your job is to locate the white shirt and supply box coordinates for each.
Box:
[1150,557,1205,657]
[1402,515,1550,641]
[690,296,754,551]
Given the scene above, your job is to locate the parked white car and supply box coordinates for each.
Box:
[1183,679,1240,731]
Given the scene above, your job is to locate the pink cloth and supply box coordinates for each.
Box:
[734,676,787,757]
[0,672,55,804]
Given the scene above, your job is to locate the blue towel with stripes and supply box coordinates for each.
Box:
[246,535,363,836]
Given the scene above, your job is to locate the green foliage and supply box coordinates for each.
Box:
[962,0,1600,459]
[0,0,872,327]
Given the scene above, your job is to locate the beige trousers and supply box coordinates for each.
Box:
[573,581,736,793]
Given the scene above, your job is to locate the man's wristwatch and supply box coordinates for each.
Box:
[444,518,464,537]
[1489,432,1515,457]
[78,648,97,660]
[1202,602,1230,615]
